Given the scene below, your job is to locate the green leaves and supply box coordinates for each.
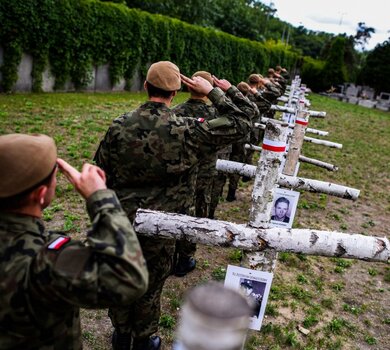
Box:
[0,0,299,92]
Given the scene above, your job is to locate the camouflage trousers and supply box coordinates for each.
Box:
[108,236,175,338]
[209,171,227,218]
[228,142,247,191]
[245,128,264,166]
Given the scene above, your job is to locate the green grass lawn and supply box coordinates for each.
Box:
[0,91,389,350]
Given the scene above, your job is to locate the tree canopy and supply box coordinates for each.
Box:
[359,39,390,93]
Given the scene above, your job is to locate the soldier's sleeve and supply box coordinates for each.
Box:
[225,85,260,121]
[190,87,251,147]
[265,82,282,98]
[93,119,122,187]
[29,190,148,308]
[253,91,272,113]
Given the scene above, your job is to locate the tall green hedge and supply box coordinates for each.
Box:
[0,0,300,92]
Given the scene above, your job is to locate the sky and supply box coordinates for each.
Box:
[267,0,389,50]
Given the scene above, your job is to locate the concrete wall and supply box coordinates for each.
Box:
[0,46,143,92]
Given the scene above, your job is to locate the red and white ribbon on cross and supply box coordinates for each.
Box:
[295,117,308,126]
[262,139,286,152]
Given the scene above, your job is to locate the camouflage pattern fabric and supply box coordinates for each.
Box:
[0,190,148,350]
[245,91,269,165]
[94,86,256,340]
[227,141,247,191]
[108,236,174,337]
[94,87,253,222]
[248,91,272,114]
[172,98,219,218]
[261,82,282,119]
[209,147,231,219]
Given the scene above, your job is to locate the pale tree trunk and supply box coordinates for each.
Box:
[277,174,360,200]
[134,210,390,263]
[215,160,360,200]
[283,102,308,176]
[258,118,329,137]
[306,127,329,136]
[246,121,289,272]
[245,144,338,172]
[298,155,338,171]
[304,136,343,149]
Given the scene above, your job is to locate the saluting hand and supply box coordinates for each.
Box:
[57,158,107,199]
[212,75,231,92]
[180,74,213,95]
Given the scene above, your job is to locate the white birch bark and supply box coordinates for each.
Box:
[283,108,308,176]
[299,155,338,171]
[277,174,360,200]
[270,105,296,114]
[134,209,390,263]
[308,110,326,117]
[249,121,288,227]
[258,118,329,137]
[246,121,289,271]
[216,160,359,200]
[306,127,329,136]
[304,136,343,149]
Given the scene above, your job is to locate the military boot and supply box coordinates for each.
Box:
[226,187,236,202]
[111,330,131,350]
[132,335,161,350]
[174,256,196,277]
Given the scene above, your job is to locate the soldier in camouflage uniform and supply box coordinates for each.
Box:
[94,61,255,350]
[275,65,291,85]
[171,70,215,277]
[0,134,148,350]
[258,73,283,114]
[224,82,262,202]
[268,68,287,95]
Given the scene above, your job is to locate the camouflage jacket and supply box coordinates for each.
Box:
[172,98,219,183]
[260,82,282,104]
[248,91,272,114]
[94,87,254,220]
[0,190,148,350]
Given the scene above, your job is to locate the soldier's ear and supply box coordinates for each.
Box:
[143,81,148,92]
[37,186,48,206]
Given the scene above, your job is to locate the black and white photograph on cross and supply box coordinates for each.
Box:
[270,188,300,228]
[224,265,273,331]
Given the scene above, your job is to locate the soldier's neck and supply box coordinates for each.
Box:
[7,205,42,218]
[149,96,174,107]
[190,94,208,102]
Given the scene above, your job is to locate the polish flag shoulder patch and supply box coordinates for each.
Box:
[48,236,71,250]
[197,117,205,123]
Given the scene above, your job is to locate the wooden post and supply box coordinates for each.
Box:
[174,282,252,350]
[248,121,288,228]
[244,120,289,272]
[283,100,308,176]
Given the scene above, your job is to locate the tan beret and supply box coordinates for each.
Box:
[192,71,214,86]
[146,61,181,91]
[248,74,260,84]
[237,81,250,95]
[0,134,57,198]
